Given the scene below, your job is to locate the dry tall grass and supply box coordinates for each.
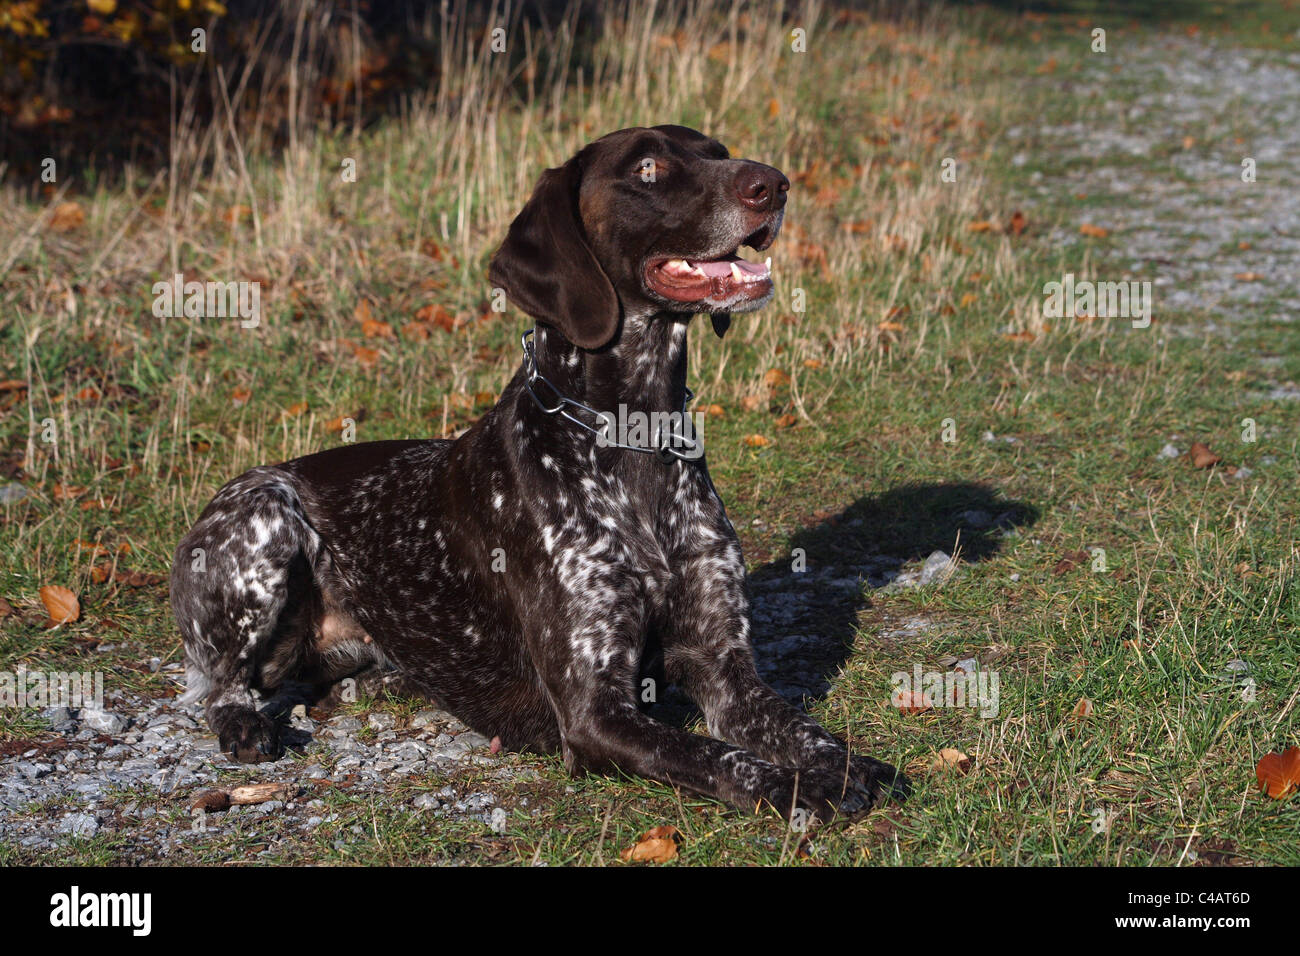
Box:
[1,0,1021,568]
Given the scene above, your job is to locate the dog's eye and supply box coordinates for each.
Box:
[634,157,665,181]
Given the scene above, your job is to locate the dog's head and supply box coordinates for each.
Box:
[489,125,787,349]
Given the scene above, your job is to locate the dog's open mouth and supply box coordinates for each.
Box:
[645,251,773,304]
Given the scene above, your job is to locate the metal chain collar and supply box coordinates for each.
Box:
[520,328,701,464]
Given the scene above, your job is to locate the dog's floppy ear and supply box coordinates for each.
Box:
[488,154,619,350]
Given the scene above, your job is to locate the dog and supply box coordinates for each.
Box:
[170,125,907,822]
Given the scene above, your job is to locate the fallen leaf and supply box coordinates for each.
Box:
[1079,223,1109,238]
[930,748,971,773]
[0,597,15,618]
[189,781,294,813]
[415,304,458,331]
[49,202,85,232]
[743,434,771,448]
[221,204,251,225]
[1006,210,1028,236]
[763,368,792,388]
[40,585,80,624]
[893,690,932,715]
[775,413,798,428]
[705,404,725,418]
[361,319,395,339]
[1255,747,1300,799]
[620,824,681,863]
[1053,550,1088,575]
[1004,331,1036,343]
[802,358,824,370]
[113,570,165,588]
[967,220,995,233]
[1233,272,1264,282]
[1072,698,1094,719]
[1188,442,1221,468]
[740,395,763,412]
[282,401,309,419]
[353,299,375,324]
[230,387,252,407]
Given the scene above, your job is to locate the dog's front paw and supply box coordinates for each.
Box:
[211,706,283,763]
[766,767,876,825]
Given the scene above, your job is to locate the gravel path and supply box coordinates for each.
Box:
[1015,35,1300,345]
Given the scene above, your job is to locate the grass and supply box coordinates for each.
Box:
[1,1,1297,865]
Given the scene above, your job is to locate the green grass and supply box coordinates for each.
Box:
[1,1,1296,865]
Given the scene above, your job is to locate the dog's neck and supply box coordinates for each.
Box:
[532,313,691,418]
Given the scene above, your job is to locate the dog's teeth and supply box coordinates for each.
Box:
[730,263,745,281]
[765,257,771,272]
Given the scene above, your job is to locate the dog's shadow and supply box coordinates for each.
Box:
[647,481,1039,726]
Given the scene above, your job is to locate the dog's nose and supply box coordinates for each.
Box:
[735,164,789,212]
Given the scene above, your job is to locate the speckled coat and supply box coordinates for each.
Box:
[170,126,906,821]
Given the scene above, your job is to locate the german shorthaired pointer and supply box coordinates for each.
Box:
[170,125,907,823]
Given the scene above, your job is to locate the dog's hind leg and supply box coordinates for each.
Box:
[170,468,320,763]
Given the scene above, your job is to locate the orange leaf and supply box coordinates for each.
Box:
[620,825,681,863]
[283,401,309,418]
[1188,442,1221,468]
[1256,747,1300,799]
[222,204,251,225]
[763,368,792,388]
[1072,697,1094,719]
[803,358,824,370]
[353,299,375,324]
[1006,210,1028,236]
[743,434,771,448]
[775,413,798,428]
[930,748,971,773]
[893,690,932,715]
[739,395,762,412]
[40,585,80,624]
[705,404,725,418]
[49,202,85,232]
[1079,223,1109,238]
[1233,272,1264,282]
[415,304,458,332]
[361,319,395,339]
[967,220,995,233]
[230,387,252,406]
